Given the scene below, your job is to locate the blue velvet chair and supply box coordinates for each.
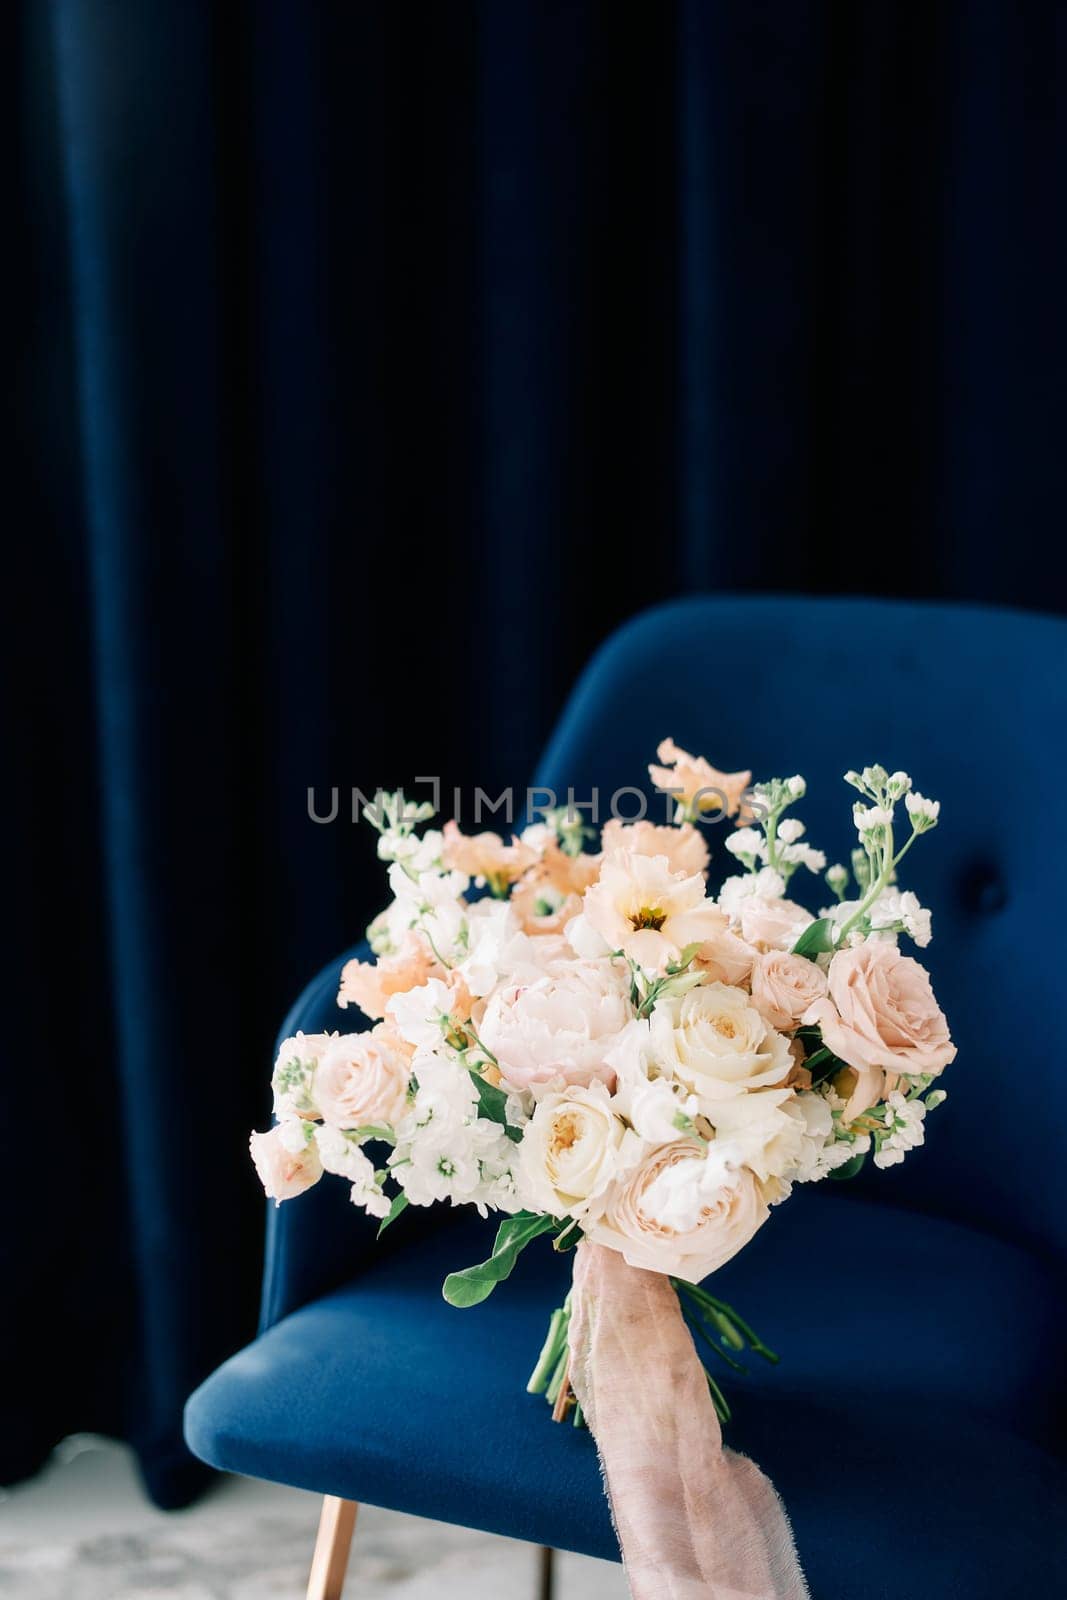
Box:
[186,596,1067,1598]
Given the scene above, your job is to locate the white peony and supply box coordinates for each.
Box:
[479,957,633,1095]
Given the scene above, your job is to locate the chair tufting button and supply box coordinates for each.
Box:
[960,862,1008,915]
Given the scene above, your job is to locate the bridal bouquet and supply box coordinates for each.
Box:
[250,743,955,1595]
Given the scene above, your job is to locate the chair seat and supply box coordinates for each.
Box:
[185,1191,1067,1596]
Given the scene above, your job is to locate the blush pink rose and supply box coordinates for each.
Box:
[249,1125,323,1203]
[804,941,956,1119]
[313,1027,411,1129]
[749,950,828,1031]
[587,1142,770,1283]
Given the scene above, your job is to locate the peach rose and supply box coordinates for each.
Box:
[337,931,440,1021]
[249,1124,323,1203]
[313,1026,411,1129]
[587,1141,770,1283]
[601,818,709,876]
[692,927,756,987]
[648,737,751,820]
[804,941,956,1120]
[738,896,813,952]
[750,950,828,1031]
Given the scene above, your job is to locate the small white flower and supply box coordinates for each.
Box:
[786,775,806,797]
[905,792,941,829]
[886,771,912,799]
[726,827,765,860]
[779,842,826,874]
[825,863,849,893]
[853,803,893,833]
[873,1090,927,1169]
[777,818,805,844]
[869,888,933,948]
[718,865,786,921]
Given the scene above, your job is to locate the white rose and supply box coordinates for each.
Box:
[647,983,793,1105]
[516,1082,637,1218]
[586,1141,770,1283]
[480,958,633,1095]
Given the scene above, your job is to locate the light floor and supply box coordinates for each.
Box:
[0,1436,627,1599]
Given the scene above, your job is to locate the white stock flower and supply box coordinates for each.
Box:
[777,818,805,844]
[387,978,458,1052]
[314,1126,391,1218]
[905,792,941,829]
[779,842,827,874]
[717,866,787,924]
[868,888,933,948]
[725,827,765,862]
[853,803,893,834]
[391,1055,518,1215]
[874,1090,927,1169]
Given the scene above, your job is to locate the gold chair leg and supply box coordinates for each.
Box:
[306,1495,358,1600]
[538,1545,556,1600]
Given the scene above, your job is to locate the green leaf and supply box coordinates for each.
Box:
[792,918,837,959]
[829,1152,867,1181]
[377,1191,409,1237]
[442,1212,556,1307]
[468,1070,522,1142]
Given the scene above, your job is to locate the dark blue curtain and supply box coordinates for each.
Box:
[8,0,1065,1508]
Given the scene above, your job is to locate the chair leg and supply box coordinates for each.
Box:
[537,1545,556,1600]
[306,1495,358,1600]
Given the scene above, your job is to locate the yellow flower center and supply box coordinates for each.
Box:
[629,905,667,931]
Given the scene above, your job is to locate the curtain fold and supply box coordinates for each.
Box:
[6,0,1064,1506]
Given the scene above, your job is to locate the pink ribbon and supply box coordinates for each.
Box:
[568,1241,810,1600]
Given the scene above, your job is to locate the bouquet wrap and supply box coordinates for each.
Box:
[569,1241,809,1600]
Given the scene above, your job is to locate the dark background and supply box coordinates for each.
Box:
[7,0,1066,1507]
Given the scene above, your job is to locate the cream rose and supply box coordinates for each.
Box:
[749,950,828,1031]
[313,1026,411,1129]
[479,958,633,1094]
[804,941,957,1120]
[587,1141,770,1282]
[648,983,794,1104]
[249,1124,323,1203]
[517,1082,636,1217]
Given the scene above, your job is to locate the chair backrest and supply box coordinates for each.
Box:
[535,594,1067,1265]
